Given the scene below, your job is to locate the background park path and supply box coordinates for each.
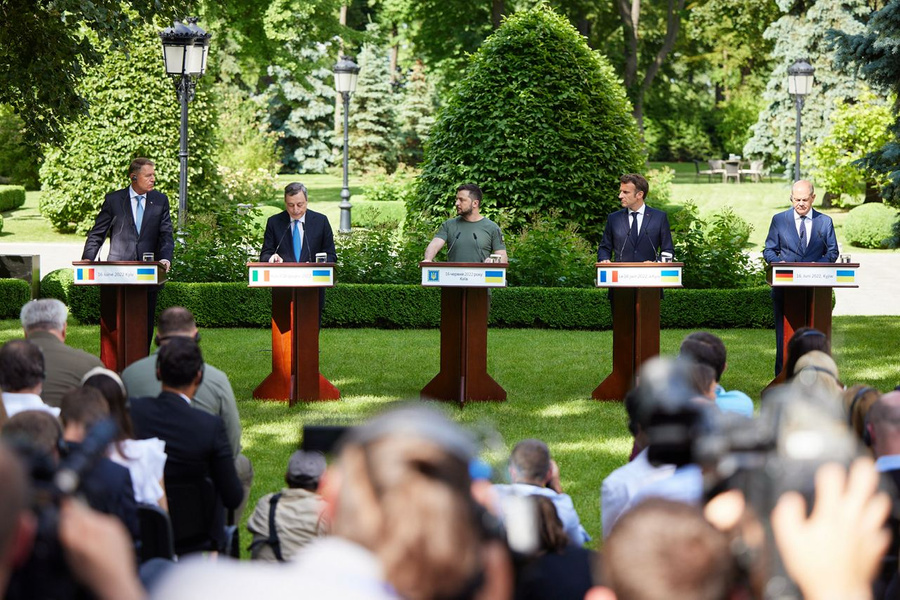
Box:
[1,240,898,316]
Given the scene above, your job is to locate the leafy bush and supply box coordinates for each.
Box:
[0,278,30,318]
[411,4,644,245]
[0,185,26,211]
[216,85,282,175]
[40,268,74,304]
[169,204,264,283]
[352,203,406,228]
[0,106,40,189]
[843,202,899,249]
[219,166,279,207]
[364,167,417,203]
[39,25,221,234]
[62,280,773,330]
[671,203,765,289]
[336,222,405,284]
[506,213,596,287]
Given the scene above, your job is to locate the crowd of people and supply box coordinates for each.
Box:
[0,293,897,600]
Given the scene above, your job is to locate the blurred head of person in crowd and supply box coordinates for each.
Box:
[784,328,830,379]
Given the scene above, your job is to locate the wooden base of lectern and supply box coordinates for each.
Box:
[253,288,339,405]
[593,288,661,401]
[421,287,506,405]
[99,285,149,372]
[766,286,833,390]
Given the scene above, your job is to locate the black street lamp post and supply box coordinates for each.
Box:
[333,56,360,234]
[159,18,211,239]
[787,59,815,183]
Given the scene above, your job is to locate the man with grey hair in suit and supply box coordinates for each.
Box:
[20,299,102,407]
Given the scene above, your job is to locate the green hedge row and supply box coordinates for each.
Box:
[0,185,26,212]
[0,278,30,319]
[40,269,773,329]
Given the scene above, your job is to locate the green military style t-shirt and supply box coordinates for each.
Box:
[435,217,506,263]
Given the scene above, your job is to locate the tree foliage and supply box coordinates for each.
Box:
[411,4,644,244]
[395,60,437,166]
[39,26,221,234]
[347,42,398,173]
[0,106,41,189]
[0,0,185,145]
[829,1,900,205]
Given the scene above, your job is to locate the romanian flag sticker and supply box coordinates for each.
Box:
[312,269,331,283]
[836,270,855,283]
[136,268,155,282]
[660,269,680,283]
[485,270,504,283]
[76,268,95,281]
[775,270,794,282]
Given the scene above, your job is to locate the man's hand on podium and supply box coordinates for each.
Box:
[268,254,284,263]
[160,259,171,272]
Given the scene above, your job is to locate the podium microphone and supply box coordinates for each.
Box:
[301,222,311,262]
[447,232,461,257]
[272,221,292,260]
[473,232,485,262]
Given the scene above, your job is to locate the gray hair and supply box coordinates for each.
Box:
[20,299,68,332]
[284,182,308,199]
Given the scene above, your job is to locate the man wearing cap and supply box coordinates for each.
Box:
[247,450,326,562]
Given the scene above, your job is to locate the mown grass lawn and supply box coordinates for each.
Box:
[2,317,897,551]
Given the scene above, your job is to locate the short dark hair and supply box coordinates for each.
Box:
[456,183,483,205]
[284,182,308,199]
[601,499,736,600]
[509,438,551,483]
[680,332,727,382]
[128,157,154,177]
[620,173,649,199]
[157,306,197,337]
[785,327,830,379]
[0,339,44,392]
[60,387,109,430]
[157,337,204,389]
[2,411,62,457]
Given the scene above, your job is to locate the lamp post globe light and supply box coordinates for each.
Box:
[333,55,360,234]
[159,17,212,239]
[787,59,815,183]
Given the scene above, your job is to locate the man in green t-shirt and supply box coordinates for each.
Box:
[423,183,508,263]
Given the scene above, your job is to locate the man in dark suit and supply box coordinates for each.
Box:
[82,157,175,347]
[260,182,336,264]
[130,337,243,552]
[763,180,839,375]
[597,173,674,263]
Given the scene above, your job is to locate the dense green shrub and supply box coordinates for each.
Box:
[39,269,74,304]
[506,214,596,287]
[0,106,40,189]
[0,185,26,211]
[0,278,30,318]
[364,167,417,203]
[843,202,899,249]
[62,280,773,330]
[39,25,221,234]
[352,203,407,228]
[671,203,765,289]
[336,222,407,284]
[411,5,644,245]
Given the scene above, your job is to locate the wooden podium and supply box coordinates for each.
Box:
[767,262,859,387]
[593,263,683,401]
[420,262,507,405]
[248,263,339,405]
[72,261,165,372]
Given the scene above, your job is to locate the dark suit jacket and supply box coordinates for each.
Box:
[260,209,337,263]
[82,187,174,262]
[597,205,674,262]
[65,441,139,542]
[129,392,243,511]
[762,208,838,264]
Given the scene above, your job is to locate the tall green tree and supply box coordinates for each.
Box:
[395,60,436,166]
[346,42,398,173]
[830,1,900,205]
[0,0,185,145]
[412,4,644,244]
[743,0,883,175]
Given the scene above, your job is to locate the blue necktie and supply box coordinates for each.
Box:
[135,196,144,234]
[799,216,807,254]
[293,220,302,261]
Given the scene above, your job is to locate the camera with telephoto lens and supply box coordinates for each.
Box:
[5,418,119,600]
[635,357,860,600]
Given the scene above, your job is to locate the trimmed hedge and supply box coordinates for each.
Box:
[0,278,30,319]
[40,267,773,330]
[0,185,26,212]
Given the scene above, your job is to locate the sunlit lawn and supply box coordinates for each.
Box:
[2,317,897,550]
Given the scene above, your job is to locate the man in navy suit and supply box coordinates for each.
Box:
[260,182,336,264]
[130,337,243,552]
[597,173,674,263]
[82,158,174,348]
[763,179,839,375]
